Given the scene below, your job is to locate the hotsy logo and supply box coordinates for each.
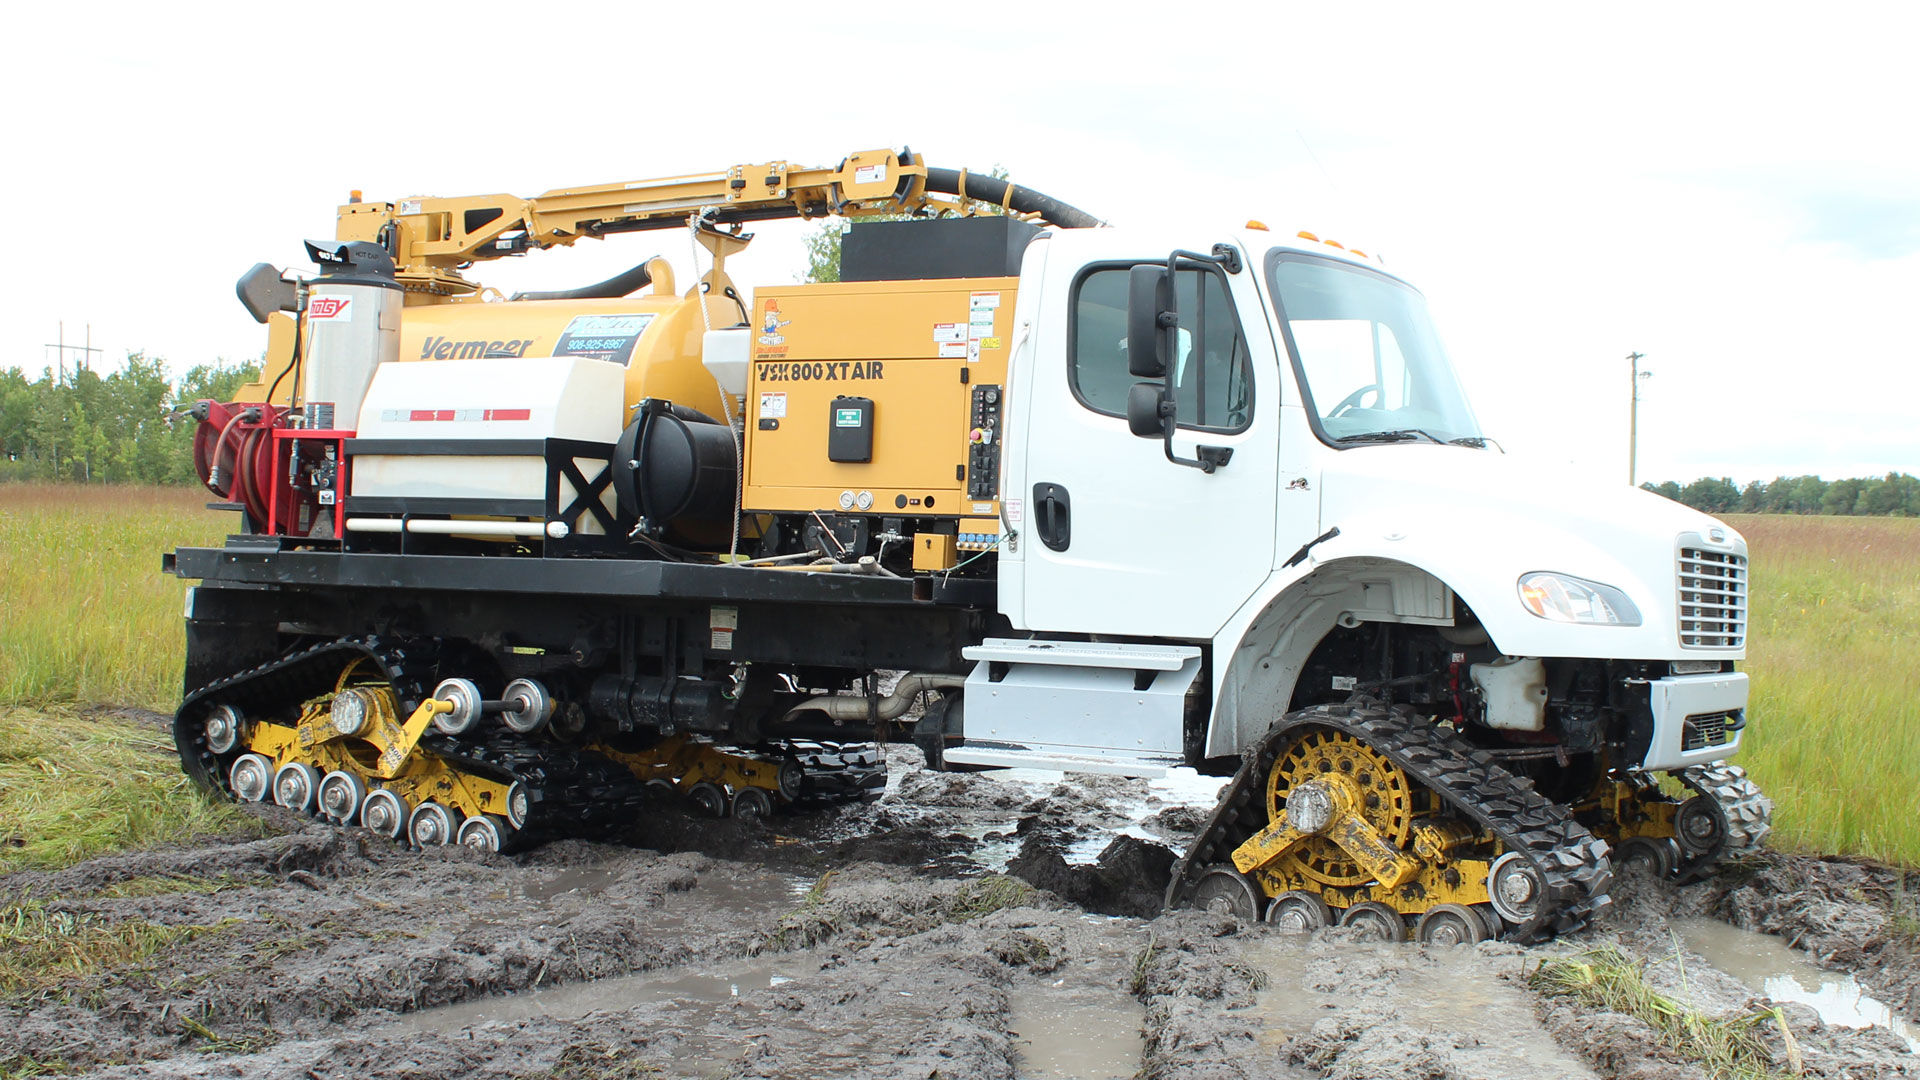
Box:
[309,297,352,319]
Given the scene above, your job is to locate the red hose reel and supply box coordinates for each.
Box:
[190,401,342,536]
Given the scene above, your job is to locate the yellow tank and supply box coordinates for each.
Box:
[234,268,731,425]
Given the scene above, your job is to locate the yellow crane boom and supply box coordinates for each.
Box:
[332,147,1102,299]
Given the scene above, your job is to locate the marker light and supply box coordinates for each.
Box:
[1246,220,1271,231]
[1517,572,1642,626]
[1296,230,1319,242]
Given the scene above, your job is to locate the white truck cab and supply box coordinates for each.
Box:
[963,226,1749,783]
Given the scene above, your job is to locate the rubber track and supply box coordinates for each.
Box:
[174,637,649,838]
[176,637,890,837]
[174,636,444,799]
[1669,762,1773,882]
[1165,701,1614,942]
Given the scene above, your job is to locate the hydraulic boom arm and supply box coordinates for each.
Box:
[333,147,1102,299]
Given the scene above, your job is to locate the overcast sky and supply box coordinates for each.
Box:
[4,3,1914,486]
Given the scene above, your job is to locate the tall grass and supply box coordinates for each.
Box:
[1725,514,1920,864]
[0,485,226,711]
[0,706,267,873]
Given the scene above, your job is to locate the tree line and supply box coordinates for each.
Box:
[1642,473,1920,516]
[0,355,261,484]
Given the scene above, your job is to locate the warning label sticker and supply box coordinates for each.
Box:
[939,341,968,359]
[710,606,738,651]
[759,391,787,419]
[933,323,965,344]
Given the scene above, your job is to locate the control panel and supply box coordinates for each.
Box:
[967,384,1002,500]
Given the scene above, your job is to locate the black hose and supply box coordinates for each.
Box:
[922,168,1104,229]
[511,258,656,301]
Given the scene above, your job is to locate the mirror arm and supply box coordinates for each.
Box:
[1153,247,1240,474]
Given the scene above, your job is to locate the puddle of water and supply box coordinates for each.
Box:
[395,954,813,1034]
[1243,938,1597,1076]
[1677,918,1920,1052]
[1009,925,1148,1080]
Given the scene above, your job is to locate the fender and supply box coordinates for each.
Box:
[1206,451,1746,759]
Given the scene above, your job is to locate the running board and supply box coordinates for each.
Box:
[942,742,1182,777]
[952,637,1203,777]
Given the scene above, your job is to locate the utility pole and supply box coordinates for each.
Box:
[1627,351,1651,487]
[43,321,103,383]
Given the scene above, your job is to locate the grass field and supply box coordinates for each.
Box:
[1723,513,1920,865]
[0,487,1915,868]
[1,485,226,711]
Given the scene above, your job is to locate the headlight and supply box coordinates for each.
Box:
[1517,572,1641,626]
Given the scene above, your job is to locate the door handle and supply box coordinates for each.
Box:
[1032,482,1071,552]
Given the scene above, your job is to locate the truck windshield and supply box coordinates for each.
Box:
[1266,251,1483,446]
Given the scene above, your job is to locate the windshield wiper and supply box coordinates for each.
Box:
[1447,436,1487,448]
[1334,429,1445,445]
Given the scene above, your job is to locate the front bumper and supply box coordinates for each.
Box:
[1640,672,1748,771]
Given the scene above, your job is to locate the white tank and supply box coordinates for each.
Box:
[302,281,403,430]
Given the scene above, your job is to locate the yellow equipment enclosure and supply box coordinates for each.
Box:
[745,278,1016,519]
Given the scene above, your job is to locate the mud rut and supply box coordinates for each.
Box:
[3,744,1917,1080]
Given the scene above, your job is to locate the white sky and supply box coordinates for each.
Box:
[4,2,1915,486]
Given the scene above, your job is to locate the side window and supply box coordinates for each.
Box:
[1070,266,1252,432]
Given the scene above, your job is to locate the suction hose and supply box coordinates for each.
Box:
[511,258,656,301]
[920,168,1104,229]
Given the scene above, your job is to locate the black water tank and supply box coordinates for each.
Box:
[613,400,737,550]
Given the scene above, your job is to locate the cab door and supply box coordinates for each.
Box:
[1010,238,1280,639]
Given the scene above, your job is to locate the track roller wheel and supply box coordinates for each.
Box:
[272,762,322,813]
[432,678,484,735]
[458,814,514,853]
[499,678,553,735]
[1673,794,1725,857]
[687,782,729,818]
[204,704,244,754]
[1263,890,1333,933]
[1415,903,1490,946]
[360,789,409,838]
[407,801,462,847]
[1190,866,1263,920]
[732,786,775,822]
[1616,837,1679,879]
[230,753,274,803]
[1486,850,1547,926]
[777,759,804,802]
[1340,901,1406,941]
[317,770,367,823]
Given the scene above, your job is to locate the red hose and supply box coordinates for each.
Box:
[198,411,247,499]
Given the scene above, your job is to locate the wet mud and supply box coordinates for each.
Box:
[4,746,1917,1079]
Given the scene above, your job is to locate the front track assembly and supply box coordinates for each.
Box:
[1168,701,1615,944]
[175,636,886,852]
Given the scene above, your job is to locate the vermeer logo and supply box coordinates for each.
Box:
[308,297,351,320]
[418,336,535,360]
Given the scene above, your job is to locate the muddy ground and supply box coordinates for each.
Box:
[4,741,1917,1080]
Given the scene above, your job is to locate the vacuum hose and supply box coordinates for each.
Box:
[921,168,1104,229]
[511,258,656,301]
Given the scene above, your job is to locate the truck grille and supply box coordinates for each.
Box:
[1681,710,1737,752]
[1678,547,1747,648]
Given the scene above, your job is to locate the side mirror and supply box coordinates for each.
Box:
[1126,382,1167,438]
[1127,265,1171,378]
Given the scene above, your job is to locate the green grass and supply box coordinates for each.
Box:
[0,706,267,874]
[0,899,210,1001]
[1725,514,1920,864]
[0,485,227,711]
[1531,946,1800,1079]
